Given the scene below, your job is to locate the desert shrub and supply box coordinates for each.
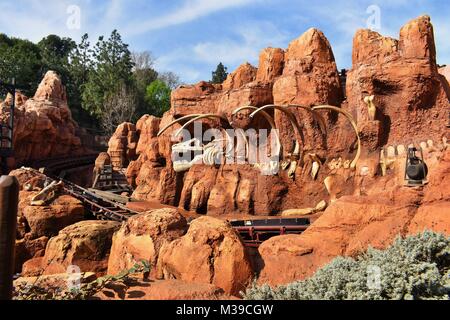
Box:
[244,231,450,300]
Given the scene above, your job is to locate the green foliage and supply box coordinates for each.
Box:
[1,30,180,130]
[211,62,228,84]
[13,260,151,301]
[243,231,450,300]
[82,30,134,118]
[0,33,42,96]
[145,79,171,117]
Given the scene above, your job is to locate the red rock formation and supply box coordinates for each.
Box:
[107,122,138,170]
[346,15,448,146]
[257,150,450,286]
[37,221,121,276]
[22,195,85,239]
[106,15,449,221]
[157,216,253,296]
[0,71,85,165]
[107,208,187,277]
[256,48,285,84]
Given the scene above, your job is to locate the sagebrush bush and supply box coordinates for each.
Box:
[244,231,450,300]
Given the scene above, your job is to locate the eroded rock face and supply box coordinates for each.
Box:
[0,71,85,165]
[107,208,188,277]
[157,216,253,296]
[256,47,285,84]
[39,221,121,275]
[346,15,448,146]
[222,62,257,91]
[257,150,450,286]
[106,15,449,219]
[107,122,138,170]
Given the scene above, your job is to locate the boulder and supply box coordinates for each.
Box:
[39,221,121,275]
[157,216,253,296]
[22,195,85,239]
[107,208,188,276]
[15,236,48,273]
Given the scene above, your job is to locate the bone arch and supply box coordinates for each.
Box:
[231,105,281,159]
[250,105,303,178]
[174,114,242,161]
[311,105,361,169]
[157,114,203,137]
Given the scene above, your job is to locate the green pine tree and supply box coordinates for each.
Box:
[211,62,228,84]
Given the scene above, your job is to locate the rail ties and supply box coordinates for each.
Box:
[22,166,312,247]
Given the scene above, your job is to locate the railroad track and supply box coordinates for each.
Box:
[25,167,139,222]
[23,156,311,246]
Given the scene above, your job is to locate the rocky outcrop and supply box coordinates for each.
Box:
[107,208,188,277]
[107,122,138,170]
[222,62,257,91]
[32,221,120,276]
[257,150,450,286]
[256,48,285,84]
[439,66,450,83]
[347,15,449,146]
[157,217,253,296]
[22,195,85,239]
[106,15,449,219]
[0,71,85,166]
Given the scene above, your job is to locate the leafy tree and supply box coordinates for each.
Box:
[82,30,134,118]
[68,34,97,127]
[145,80,171,117]
[0,34,42,96]
[38,35,75,76]
[211,62,228,84]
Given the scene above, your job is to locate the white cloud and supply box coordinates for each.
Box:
[193,21,288,65]
[122,0,257,36]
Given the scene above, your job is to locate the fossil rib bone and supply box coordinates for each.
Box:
[312,105,361,169]
[232,105,281,158]
[250,105,303,179]
[174,114,235,160]
[157,114,203,137]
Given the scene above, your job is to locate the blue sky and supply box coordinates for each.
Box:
[1,0,449,83]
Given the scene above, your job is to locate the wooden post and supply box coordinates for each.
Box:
[0,175,19,300]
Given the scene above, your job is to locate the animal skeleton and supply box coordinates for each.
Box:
[158,103,361,179]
